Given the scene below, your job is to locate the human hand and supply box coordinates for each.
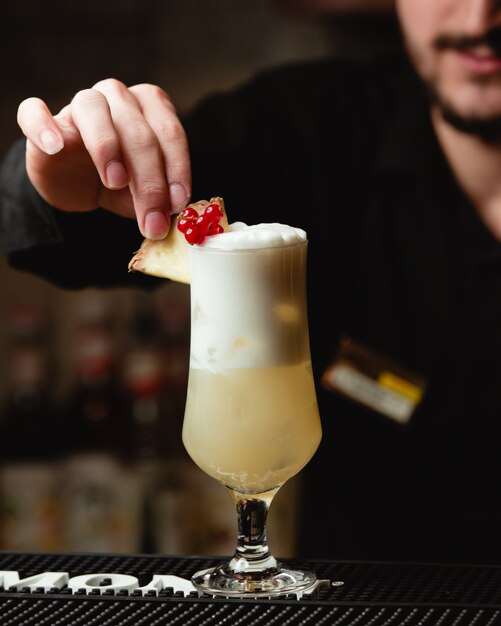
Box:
[17,79,191,239]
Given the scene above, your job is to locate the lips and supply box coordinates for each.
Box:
[453,47,501,74]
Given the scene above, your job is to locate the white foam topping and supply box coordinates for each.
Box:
[189,222,309,370]
[200,222,307,250]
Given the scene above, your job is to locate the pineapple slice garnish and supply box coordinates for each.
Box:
[128,196,228,284]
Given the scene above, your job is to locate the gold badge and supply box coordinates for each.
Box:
[322,337,427,424]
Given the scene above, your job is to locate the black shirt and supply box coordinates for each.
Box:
[2,56,501,564]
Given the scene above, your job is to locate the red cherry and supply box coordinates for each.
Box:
[208,223,224,235]
[195,213,214,235]
[185,225,204,245]
[179,207,198,220]
[176,217,192,233]
[204,203,224,222]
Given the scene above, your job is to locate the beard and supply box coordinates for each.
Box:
[424,76,501,142]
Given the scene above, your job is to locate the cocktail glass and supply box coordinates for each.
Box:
[182,231,322,597]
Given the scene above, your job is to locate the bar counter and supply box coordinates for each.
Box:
[0,551,500,625]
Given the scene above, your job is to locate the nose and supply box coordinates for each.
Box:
[462,0,501,35]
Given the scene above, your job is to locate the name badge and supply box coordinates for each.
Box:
[321,338,427,424]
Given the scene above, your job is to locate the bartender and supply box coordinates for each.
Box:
[2,0,501,564]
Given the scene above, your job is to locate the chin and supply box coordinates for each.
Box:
[440,105,501,140]
[431,77,501,139]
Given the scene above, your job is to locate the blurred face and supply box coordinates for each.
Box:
[396,0,501,137]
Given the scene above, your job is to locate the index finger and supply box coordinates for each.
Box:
[130,84,192,213]
[93,79,171,240]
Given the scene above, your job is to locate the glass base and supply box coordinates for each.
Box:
[192,564,318,597]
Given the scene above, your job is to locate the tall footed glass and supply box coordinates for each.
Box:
[182,225,322,597]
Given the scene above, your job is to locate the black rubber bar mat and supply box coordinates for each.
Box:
[0,552,499,625]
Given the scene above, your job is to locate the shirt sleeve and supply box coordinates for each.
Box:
[0,138,63,253]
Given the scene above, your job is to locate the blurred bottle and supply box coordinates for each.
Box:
[0,303,62,551]
[60,291,141,553]
[155,291,190,456]
[64,293,124,456]
[122,299,166,552]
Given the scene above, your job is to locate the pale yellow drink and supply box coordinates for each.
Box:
[182,223,322,495]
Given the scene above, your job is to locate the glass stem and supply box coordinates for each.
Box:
[225,488,279,576]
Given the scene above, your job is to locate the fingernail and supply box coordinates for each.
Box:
[169,183,187,212]
[144,210,169,240]
[105,160,129,189]
[40,129,63,155]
